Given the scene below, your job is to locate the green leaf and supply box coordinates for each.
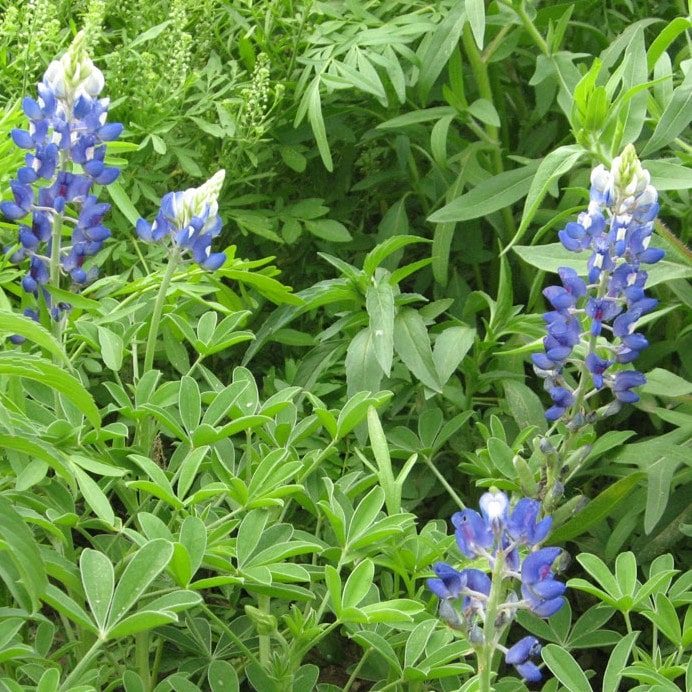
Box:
[236,510,269,568]
[465,0,485,48]
[644,448,688,534]
[348,487,385,545]
[642,368,692,398]
[644,159,692,191]
[342,559,374,609]
[504,145,584,253]
[0,310,67,363]
[618,28,648,146]
[80,550,114,631]
[0,354,100,428]
[378,106,456,130]
[345,329,384,398]
[73,466,115,526]
[394,309,441,392]
[642,70,692,155]
[404,619,438,668]
[324,565,342,615]
[180,516,207,576]
[351,630,401,672]
[366,278,396,376]
[336,390,391,439]
[615,552,637,599]
[467,98,498,126]
[433,325,475,384]
[501,379,547,433]
[177,447,209,500]
[129,20,172,48]
[42,584,96,633]
[179,376,201,433]
[208,660,239,692]
[307,80,333,171]
[98,326,124,371]
[304,219,352,242]
[363,235,426,277]
[0,496,47,612]
[648,17,692,69]
[575,554,620,598]
[108,180,142,226]
[107,610,178,639]
[428,162,539,224]
[367,406,399,516]
[107,540,174,629]
[550,473,645,542]
[541,644,593,692]
[360,598,423,623]
[417,1,466,103]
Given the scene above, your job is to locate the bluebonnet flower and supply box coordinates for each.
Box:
[1,31,121,326]
[427,491,565,684]
[521,547,566,617]
[505,636,542,682]
[534,146,663,423]
[136,170,227,271]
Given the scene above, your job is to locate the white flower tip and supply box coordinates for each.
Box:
[479,490,508,521]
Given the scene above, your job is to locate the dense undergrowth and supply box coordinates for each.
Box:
[0,1,690,690]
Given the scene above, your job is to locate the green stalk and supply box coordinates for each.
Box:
[461,24,515,243]
[59,638,104,690]
[142,252,180,374]
[478,550,506,691]
[258,594,271,667]
[423,455,465,509]
[513,0,549,56]
[135,632,151,690]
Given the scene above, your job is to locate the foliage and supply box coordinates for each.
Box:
[0,0,690,690]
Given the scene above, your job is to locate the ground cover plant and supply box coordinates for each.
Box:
[0,1,690,690]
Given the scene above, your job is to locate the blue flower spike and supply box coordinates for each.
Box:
[1,31,121,328]
[136,170,227,271]
[534,146,662,424]
[426,491,565,684]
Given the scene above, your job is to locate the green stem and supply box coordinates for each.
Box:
[513,0,550,55]
[478,550,506,692]
[142,252,180,374]
[423,455,465,509]
[200,604,262,666]
[258,594,271,667]
[135,632,150,689]
[59,638,104,690]
[461,25,515,243]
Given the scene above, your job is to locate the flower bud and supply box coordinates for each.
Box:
[611,144,650,203]
[479,489,508,523]
[42,31,104,104]
[170,169,225,232]
[244,604,277,635]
